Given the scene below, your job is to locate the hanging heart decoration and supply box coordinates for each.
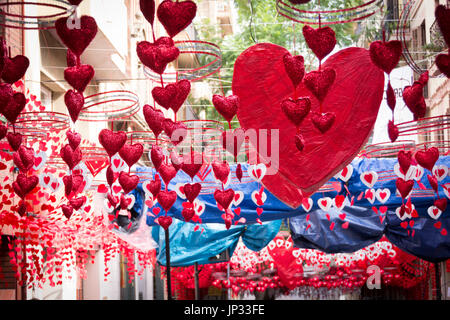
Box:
[156,0,197,38]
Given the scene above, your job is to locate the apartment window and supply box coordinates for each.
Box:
[420,20,426,46]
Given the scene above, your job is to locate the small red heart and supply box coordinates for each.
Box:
[256,207,263,216]
[379,206,388,214]
[329,222,335,231]
[342,222,349,229]
[409,220,414,227]
[441,228,448,236]
[234,207,241,216]
[400,221,408,229]
[97,184,108,193]
[339,213,346,220]
[434,221,442,229]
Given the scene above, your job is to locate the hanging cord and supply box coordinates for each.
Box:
[248,0,257,44]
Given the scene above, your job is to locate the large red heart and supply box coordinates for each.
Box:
[64,64,95,93]
[55,15,98,57]
[233,44,384,208]
[157,0,197,38]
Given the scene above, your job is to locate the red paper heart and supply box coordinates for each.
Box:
[182,207,195,222]
[2,92,26,124]
[60,144,82,170]
[281,97,311,127]
[162,119,187,145]
[136,37,179,74]
[64,90,84,123]
[435,198,447,212]
[150,144,165,170]
[400,221,408,229]
[181,151,203,180]
[119,142,143,167]
[66,130,82,150]
[85,159,108,177]
[13,145,35,172]
[55,15,98,57]
[118,172,139,194]
[98,129,127,157]
[369,40,402,74]
[302,25,336,61]
[233,45,384,208]
[303,68,336,102]
[157,215,172,230]
[140,0,155,25]
[415,147,439,171]
[157,0,197,38]
[435,5,450,48]
[157,190,177,212]
[158,163,177,186]
[436,53,450,78]
[6,132,22,151]
[396,178,414,199]
[214,188,235,210]
[64,64,95,93]
[0,83,13,111]
[212,95,240,123]
[1,55,29,84]
[152,80,190,113]
[283,53,305,89]
[221,128,245,159]
[184,182,201,203]
[212,161,230,184]
[143,105,166,139]
[434,221,442,229]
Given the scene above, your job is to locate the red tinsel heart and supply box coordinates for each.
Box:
[403,82,423,113]
[388,120,399,143]
[311,112,335,133]
[108,193,118,208]
[0,124,6,140]
[136,37,179,74]
[233,44,384,208]
[120,194,132,210]
[184,182,201,203]
[436,53,450,78]
[119,142,143,167]
[302,25,336,61]
[386,82,396,111]
[303,68,336,102]
[158,163,177,186]
[147,175,161,197]
[281,97,311,127]
[66,130,81,150]
[415,147,439,171]
[69,196,86,211]
[106,166,118,186]
[98,129,127,157]
[182,207,195,222]
[435,5,450,48]
[140,0,155,25]
[13,145,35,172]
[63,175,73,197]
[427,174,438,193]
[236,163,243,182]
[2,92,26,124]
[163,119,187,145]
[55,15,98,57]
[157,215,172,230]
[157,190,177,212]
[397,150,412,175]
[60,144,82,170]
[118,172,139,194]
[64,64,95,93]
[435,198,447,212]
[143,105,166,139]
[369,40,402,74]
[152,79,190,113]
[71,174,85,195]
[212,95,240,123]
[0,83,13,111]
[1,55,29,84]
[13,173,38,199]
[61,205,74,219]
[396,178,414,199]
[150,144,165,170]
[170,151,183,171]
[212,161,230,184]
[214,188,235,210]
[67,49,78,67]
[6,132,23,151]
[64,90,84,123]
[294,133,305,152]
[221,128,245,159]
[283,53,305,89]
[418,71,429,86]
[157,0,197,38]
[181,151,203,180]
[413,97,426,120]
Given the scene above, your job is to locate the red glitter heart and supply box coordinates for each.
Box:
[1,55,29,84]
[143,105,166,139]
[6,132,23,151]
[303,68,336,102]
[140,0,155,25]
[13,145,35,173]
[136,37,179,74]
[294,133,305,152]
[64,64,95,93]
[212,161,230,184]
[64,90,84,123]
[158,163,177,186]
[69,196,86,211]
[435,198,447,212]
[212,95,240,124]
[184,182,201,203]
[152,79,190,113]
[388,120,399,143]
[13,173,38,199]
[150,144,165,170]
[181,151,203,180]
[147,175,161,197]
[55,15,98,57]
[157,190,177,212]
[0,124,6,140]
[60,144,82,170]
[436,53,450,78]
[396,178,414,199]
[0,83,13,111]
[214,188,235,210]
[66,130,82,150]
[182,207,195,222]
[311,112,336,134]
[415,147,439,171]
[157,215,172,230]
[402,82,423,114]
[98,129,127,157]
[281,97,311,127]
[106,166,118,186]
[369,40,402,74]
[302,25,336,61]
[170,151,183,171]
[119,142,143,167]
[61,205,74,219]
[398,150,413,175]
[283,53,305,89]
[118,172,139,194]
[236,163,243,182]
[163,119,187,146]
[435,5,450,48]
[157,0,197,38]
[2,92,26,124]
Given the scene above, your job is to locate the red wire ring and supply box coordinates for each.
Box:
[143,40,222,84]
[0,1,75,30]
[397,115,450,138]
[358,140,417,158]
[14,111,71,131]
[79,90,140,122]
[275,0,383,25]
